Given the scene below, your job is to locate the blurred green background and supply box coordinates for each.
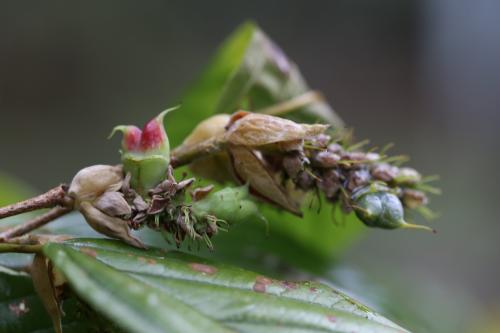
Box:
[1,1,499,332]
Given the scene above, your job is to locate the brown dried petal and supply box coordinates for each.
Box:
[132,195,149,212]
[176,178,195,191]
[93,191,132,217]
[31,254,62,333]
[225,112,328,149]
[190,185,215,202]
[68,165,123,205]
[229,146,302,216]
[148,196,170,215]
[79,201,144,248]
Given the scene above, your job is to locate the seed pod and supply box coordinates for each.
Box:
[110,107,177,194]
[225,111,328,151]
[93,191,132,217]
[68,165,123,206]
[79,201,145,248]
[352,187,433,232]
[191,186,262,225]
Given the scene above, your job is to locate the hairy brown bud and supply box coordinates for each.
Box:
[312,151,340,168]
[371,163,399,182]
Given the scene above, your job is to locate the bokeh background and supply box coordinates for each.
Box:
[1,1,499,332]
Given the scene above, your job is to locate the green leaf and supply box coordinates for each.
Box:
[43,238,407,333]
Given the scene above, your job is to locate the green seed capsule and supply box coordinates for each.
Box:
[191,186,262,225]
[352,187,433,232]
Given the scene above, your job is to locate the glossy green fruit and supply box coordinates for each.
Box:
[352,187,433,232]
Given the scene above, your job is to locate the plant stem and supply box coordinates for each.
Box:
[256,90,324,116]
[170,135,227,168]
[0,243,42,254]
[0,185,71,220]
[0,206,72,241]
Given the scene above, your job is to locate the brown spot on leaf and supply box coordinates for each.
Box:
[310,287,318,292]
[9,300,29,317]
[253,282,267,293]
[189,263,217,275]
[253,275,273,293]
[147,258,157,265]
[79,247,97,258]
[327,315,337,323]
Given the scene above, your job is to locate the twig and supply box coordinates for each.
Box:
[0,185,71,220]
[0,206,72,241]
[170,135,227,168]
[0,242,42,254]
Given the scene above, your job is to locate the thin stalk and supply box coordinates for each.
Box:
[0,206,72,241]
[0,243,42,254]
[170,135,227,168]
[0,185,70,220]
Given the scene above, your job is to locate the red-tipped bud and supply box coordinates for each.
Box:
[110,106,178,194]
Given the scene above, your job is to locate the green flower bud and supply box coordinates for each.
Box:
[110,107,178,195]
[352,186,433,232]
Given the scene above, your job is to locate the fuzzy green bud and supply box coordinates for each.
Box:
[191,186,263,225]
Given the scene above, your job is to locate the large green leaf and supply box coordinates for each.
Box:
[42,238,407,333]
